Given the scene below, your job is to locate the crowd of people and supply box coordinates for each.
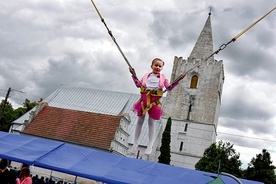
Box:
[0,159,58,184]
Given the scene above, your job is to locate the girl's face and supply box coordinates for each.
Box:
[151,59,164,74]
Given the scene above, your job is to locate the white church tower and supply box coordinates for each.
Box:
[158,13,225,169]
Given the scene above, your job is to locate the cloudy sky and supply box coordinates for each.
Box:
[0,0,275,168]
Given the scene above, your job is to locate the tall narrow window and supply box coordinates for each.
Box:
[190,75,198,88]
[184,123,188,132]
[180,141,183,151]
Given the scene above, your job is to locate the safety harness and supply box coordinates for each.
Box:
[140,87,164,115]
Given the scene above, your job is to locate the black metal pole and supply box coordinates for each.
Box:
[0,87,11,120]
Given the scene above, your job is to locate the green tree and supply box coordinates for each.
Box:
[158,117,172,165]
[23,98,38,111]
[0,98,40,132]
[244,149,276,184]
[195,140,243,177]
[0,100,15,132]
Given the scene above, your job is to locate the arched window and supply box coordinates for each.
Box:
[190,75,198,88]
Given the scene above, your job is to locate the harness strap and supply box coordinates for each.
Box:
[141,100,162,115]
[140,87,163,115]
[140,87,164,96]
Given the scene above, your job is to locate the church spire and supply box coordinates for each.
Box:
[189,13,214,61]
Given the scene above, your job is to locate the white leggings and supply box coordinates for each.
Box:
[133,116,155,148]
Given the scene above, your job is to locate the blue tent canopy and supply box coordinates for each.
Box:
[0,131,263,184]
[0,131,63,165]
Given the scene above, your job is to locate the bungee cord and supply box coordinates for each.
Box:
[205,6,275,61]
[90,0,138,79]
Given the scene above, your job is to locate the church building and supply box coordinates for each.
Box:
[155,13,225,168]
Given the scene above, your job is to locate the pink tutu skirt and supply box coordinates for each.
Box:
[132,93,162,120]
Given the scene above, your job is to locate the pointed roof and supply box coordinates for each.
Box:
[23,106,121,150]
[189,13,214,61]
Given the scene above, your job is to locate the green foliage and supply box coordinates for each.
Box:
[23,98,38,111]
[0,98,40,132]
[0,101,15,132]
[195,140,242,177]
[158,117,172,165]
[244,149,276,184]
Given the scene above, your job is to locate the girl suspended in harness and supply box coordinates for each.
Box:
[129,58,185,155]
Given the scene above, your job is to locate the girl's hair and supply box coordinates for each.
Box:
[152,58,165,66]
[19,167,31,180]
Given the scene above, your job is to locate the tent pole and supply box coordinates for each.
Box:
[50,170,53,179]
[221,172,242,184]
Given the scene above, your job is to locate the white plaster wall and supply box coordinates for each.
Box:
[112,118,130,156]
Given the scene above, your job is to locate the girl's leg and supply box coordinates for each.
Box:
[131,115,145,154]
[145,117,155,155]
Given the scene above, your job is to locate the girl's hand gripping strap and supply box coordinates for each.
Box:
[129,67,141,87]
[165,74,186,92]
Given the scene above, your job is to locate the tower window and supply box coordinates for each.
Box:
[190,75,198,88]
[180,141,183,151]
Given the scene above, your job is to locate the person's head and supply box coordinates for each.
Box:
[19,167,30,180]
[151,58,164,74]
[0,159,8,170]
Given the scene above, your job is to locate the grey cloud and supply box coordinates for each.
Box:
[221,94,272,121]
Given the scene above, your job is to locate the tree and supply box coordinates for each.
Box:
[244,149,276,184]
[23,98,38,111]
[158,117,172,165]
[0,98,40,132]
[0,100,15,132]
[195,140,243,177]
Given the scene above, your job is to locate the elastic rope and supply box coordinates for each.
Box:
[90,0,138,79]
[233,7,275,41]
[207,7,275,59]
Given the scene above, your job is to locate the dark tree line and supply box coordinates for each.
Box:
[0,99,39,132]
[195,141,276,184]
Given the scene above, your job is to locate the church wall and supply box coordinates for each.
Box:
[159,54,224,168]
[155,117,216,169]
[164,57,224,126]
